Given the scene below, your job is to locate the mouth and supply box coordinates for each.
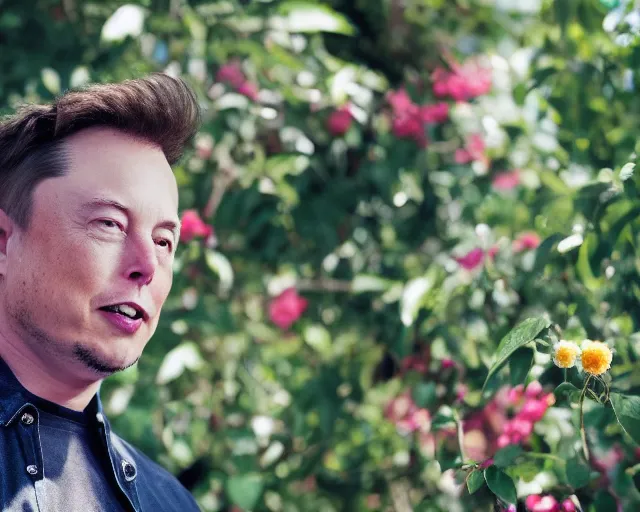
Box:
[99,302,148,322]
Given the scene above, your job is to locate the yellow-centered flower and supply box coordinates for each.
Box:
[580,340,613,376]
[553,340,581,369]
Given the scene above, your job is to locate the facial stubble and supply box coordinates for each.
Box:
[10,299,138,375]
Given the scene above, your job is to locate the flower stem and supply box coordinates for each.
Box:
[579,375,592,463]
[453,410,467,462]
[525,452,566,466]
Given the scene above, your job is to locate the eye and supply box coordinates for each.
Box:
[156,238,173,252]
[97,219,123,230]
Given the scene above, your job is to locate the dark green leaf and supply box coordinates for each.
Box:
[494,445,524,468]
[509,347,534,387]
[484,466,517,505]
[226,474,264,511]
[532,233,564,274]
[610,393,640,445]
[483,318,550,391]
[467,469,485,494]
[593,490,617,511]
[566,457,592,489]
[412,382,437,408]
[554,382,581,403]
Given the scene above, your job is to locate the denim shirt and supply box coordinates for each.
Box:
[0,358,200,511]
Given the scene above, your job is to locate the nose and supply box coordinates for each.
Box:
[124,234,157,286]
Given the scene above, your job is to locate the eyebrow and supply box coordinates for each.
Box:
[81,197,181,238]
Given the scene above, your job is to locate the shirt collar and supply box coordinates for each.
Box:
[0,356,106,427]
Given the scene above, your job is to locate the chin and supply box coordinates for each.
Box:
[72,343,139,375]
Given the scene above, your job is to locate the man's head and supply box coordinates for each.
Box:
[0,74,200,381]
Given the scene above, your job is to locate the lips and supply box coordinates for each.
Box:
[98,301,150,335]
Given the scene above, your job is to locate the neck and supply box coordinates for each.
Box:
[0,326,100,412]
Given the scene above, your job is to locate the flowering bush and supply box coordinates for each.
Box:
[3,0,640,511]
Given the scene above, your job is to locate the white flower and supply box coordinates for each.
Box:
[101,5,146,42]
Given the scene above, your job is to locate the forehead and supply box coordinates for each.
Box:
[58,127,179,214]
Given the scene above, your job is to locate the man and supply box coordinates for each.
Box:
[0,74,202,511]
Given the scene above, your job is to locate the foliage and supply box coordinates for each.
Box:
[2,0,640,510]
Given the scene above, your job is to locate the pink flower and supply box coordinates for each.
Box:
[532,496,560,512]
[492,170,520,191]
[326,107,353,136]
[505,417,533,439]
[412,408,432,433]
[268,288,308,330]
[216,62,245,88]
[456,248,485,270]
[432,60,492,101]
[237,81,259,101]
[561,499,576,512]
[179,210,213,243]
[513,232,541,253]
[387,88,416,113]
[455,134,487,165]
[526,495,542,511]
[525,381,543,398]
[442,358,455,369]
[385,393,415,423]
[507,385,524,405]
[519,399,549,423]
[386,88,435,147]
[420,102,449,124]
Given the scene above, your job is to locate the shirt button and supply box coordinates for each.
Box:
[26,465,38,475]
[96,412,105,424]
[20,412,35,425]
[121,460,136,482]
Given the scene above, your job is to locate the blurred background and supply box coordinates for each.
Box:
[2,0,640,511]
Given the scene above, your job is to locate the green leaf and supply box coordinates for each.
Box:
[156,342,204,385]
[554,382,581,403]
[610,393,640,445]
[494,445,524,468]
[566,457,592,489]
[483,317,550,391]
[467,469,485,494]
[576,233,602,292]
[278,2,356,35]
[412,382,437,408]
[226,474,264,511]
[509,347,534,387]
[532,233,564,274]
[484,466,517,505]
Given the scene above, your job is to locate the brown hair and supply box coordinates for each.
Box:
[0,73,201,229]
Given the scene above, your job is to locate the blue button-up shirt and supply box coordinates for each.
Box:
[0,358,200,511]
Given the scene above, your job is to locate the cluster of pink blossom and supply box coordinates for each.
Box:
[268,288,308,330]
[497,381,555,448]
[216,61,259,101]
[455,246,499,270]
[179,209,214,243]
[492,170,521,191]
[454,133,487,166]
[525,495,576,512]
[455,230,540,271]
[386,88,449,147]
[432,59,492,102]
[384,392,432,434]
[326,106,353,136]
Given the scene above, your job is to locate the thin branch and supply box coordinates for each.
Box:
[203,166,238,219]
[296,278,353,293]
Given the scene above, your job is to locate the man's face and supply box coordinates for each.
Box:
[0,127,179,379]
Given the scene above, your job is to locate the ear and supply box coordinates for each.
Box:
[0,209,15,277]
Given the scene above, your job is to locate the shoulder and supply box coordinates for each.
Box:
[109,431,200,511]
